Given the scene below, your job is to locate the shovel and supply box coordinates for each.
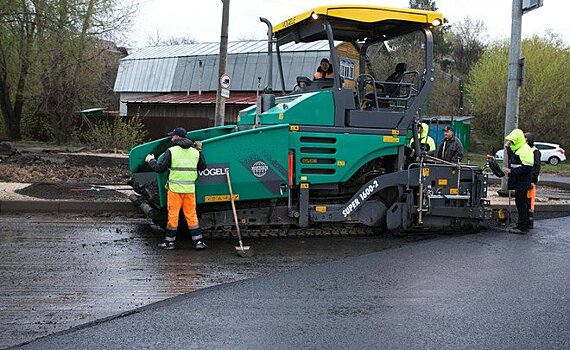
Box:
[225,170,253,257]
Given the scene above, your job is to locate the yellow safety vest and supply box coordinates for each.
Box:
[168,146,199,193]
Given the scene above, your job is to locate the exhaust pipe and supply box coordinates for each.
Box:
[259,17,273,91]
[259,17,276,112]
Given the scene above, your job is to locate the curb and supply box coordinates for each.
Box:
[0,200,136,215]
[533,180,570,190]
[487,176,570,190]
[488,203,570,213]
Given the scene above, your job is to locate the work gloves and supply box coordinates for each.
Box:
[193,141,203,151]
[145,154,155,163]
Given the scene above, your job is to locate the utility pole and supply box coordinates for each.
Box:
[214,0,230,126]
[500,0,522,193]
[500,0,542,193]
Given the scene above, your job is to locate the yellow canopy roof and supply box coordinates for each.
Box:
[273,4,443,40]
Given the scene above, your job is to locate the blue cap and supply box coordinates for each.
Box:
[167,127,187,137]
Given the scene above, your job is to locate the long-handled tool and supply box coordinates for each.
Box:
[225,170,253,257]
[507,188,513,227]
[70,186,133,192]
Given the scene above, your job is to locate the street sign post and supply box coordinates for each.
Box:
[220,74,231,99]
[214,0,231,127]
[522,0,543,13]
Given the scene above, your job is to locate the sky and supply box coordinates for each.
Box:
[128,0,569,48]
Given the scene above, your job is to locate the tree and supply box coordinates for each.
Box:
[409,0,437,11]
[0,1,37,140]
[447,17,488,77]
[146,31,197,46]
[424,72,462,116]
[409,0,452,64]
[467,34,570,148]
[0,0,137,142]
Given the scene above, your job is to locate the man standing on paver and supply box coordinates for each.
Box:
[502,128,534,234]
[436,126,464,162]
[145,127,207,250]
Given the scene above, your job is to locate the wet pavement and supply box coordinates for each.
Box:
[10,216,570,350]
[0,214,419,349]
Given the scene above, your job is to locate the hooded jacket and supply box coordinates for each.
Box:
[505,129,533,191]
[410,122,436,154]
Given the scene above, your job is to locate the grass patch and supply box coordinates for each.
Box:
[465,153,491,167]
[541,161,570,176]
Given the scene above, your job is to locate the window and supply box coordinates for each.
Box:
[339,57,355,80]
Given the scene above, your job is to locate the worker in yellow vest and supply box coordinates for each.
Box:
[409,122,436,156]
[145,127,207,250]
[502,128,534,234]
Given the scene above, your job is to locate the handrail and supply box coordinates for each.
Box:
[356,71,420,110]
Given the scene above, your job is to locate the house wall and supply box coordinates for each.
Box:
[119,41,362,139]
[334,42,360,90]
[119,92,155,116]
[126,103,246,139]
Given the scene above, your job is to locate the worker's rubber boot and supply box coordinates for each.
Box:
[190,228,206,250]
[528,211,534,229]
[158,229,176,250]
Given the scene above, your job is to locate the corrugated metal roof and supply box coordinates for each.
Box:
[122,92,257,105]
[124,40,329,60]
[114,40,332,93]
[115,58,178,92]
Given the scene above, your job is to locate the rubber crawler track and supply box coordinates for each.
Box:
[200,225,380,239]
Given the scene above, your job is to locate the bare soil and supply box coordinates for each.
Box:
[0,148,129,184]
[0,142,129,184]
[0,142,130,200]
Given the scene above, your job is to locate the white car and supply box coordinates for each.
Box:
[495,142,566,165]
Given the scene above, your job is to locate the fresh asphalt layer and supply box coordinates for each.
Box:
[16,217,570,350]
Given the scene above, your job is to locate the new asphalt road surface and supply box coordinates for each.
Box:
[15,217,570,350]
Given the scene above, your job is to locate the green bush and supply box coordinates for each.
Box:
[21,113,55,142]
[467,34,570,149]
[84,114,148,151]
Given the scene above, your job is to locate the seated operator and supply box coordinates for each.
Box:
[313,58,334,80]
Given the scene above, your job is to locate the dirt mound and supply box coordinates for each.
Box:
[0,151,129,184]
[16,183,128,200]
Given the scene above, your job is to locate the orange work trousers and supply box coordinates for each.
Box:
[527,183,536,212]
[166,190,199,231]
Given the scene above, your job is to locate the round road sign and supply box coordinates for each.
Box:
[220,74,231,89]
